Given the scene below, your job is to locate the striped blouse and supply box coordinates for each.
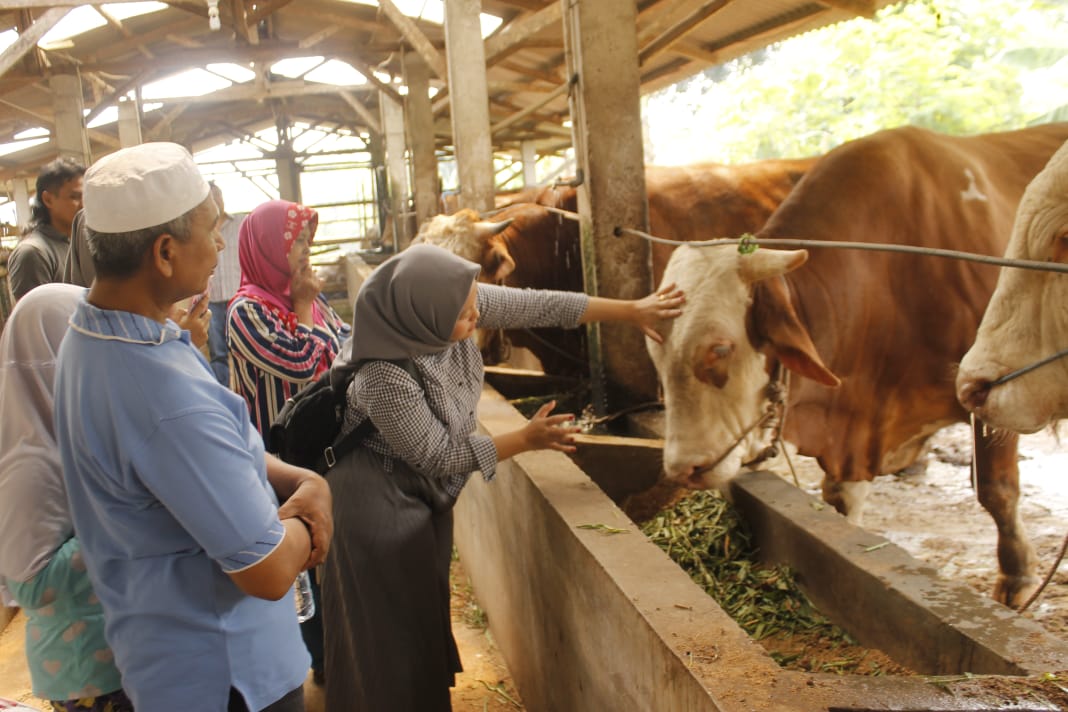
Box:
[343,283,588,496]
[227,293,351,441]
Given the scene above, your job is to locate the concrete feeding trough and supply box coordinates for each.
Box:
[453,377,1068,711]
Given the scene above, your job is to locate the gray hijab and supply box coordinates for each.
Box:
[347,243,480,362]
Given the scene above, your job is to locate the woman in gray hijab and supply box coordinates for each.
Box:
[321,243,683,711]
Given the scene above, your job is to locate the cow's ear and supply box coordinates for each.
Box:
[749,277,841,388]
[486,244,516,282]
[739,248,808,283]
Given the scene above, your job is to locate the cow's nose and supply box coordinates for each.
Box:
[958,377,991,411]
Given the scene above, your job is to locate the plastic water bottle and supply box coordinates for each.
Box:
[294,570,315,623]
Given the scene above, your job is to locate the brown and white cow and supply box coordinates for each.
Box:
[646,122,1068,607]
[958,140,1068,433]
[415,159,815,382]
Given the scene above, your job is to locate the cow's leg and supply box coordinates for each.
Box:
[972,420,1037,607]
[821,478,872,526]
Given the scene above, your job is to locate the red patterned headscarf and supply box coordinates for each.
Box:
[233,200,322,326]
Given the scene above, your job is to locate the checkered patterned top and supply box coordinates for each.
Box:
[343,283,588,496]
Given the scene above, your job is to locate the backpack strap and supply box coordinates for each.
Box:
[318,357,424,472]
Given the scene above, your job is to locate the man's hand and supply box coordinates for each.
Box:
[277,472,333,569]
[171,293,211,348]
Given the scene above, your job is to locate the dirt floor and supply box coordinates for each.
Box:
[1,422,1063,711]
[768,421,1068,639]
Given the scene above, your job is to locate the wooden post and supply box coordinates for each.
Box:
[443,0,494,213]
[563,0,654,410]
[404,52,439,231]
[50,73,89,165]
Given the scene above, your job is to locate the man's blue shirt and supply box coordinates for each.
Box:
[54,295,309,711]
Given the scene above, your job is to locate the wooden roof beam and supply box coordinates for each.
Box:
[345,54,404,105]
[143,78,374,105]
[93,5,154,59]
[639,0,731,67]
[490,78,570,136]
[0,7,67,78]
[247,0,295,26]
[484,1,561,67]
[817,0,877,18]
[0,96,120,149]
[376,0,447,79]
[2,0,143,6]
[230,0,258,46]
[339,89,381,135]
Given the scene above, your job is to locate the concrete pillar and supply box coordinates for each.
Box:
[49,73,89,165]
[403,52,439,232]
[380,90,410,249]
[563,0,653,410]
[367,133,391,248]
[117,98,143,147]
[274,115,301,202]
[444,0,494,213]
[521,141,538,187]
[276,158,301,203]
[13,179,30,231]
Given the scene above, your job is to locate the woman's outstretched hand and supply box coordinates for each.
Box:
[633,282,685,343]
[494,400,581,461]
[523,400,581,453]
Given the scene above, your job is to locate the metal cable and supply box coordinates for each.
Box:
[478,205,1068,275]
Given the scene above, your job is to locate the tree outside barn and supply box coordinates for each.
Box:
[642,0,1068,165]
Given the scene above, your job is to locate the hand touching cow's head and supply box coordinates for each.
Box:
[647,245,838,490]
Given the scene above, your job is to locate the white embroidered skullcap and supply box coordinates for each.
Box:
[83,142,210,233]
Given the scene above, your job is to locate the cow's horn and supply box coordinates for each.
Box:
[739,248,808,283]
[473,218,514,239]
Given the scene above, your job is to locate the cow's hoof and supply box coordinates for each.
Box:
[993,574,1040,610]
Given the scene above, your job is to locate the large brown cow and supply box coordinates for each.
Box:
[646,122,1068,607]
[416,159,815,381]
[958,140,1068,432]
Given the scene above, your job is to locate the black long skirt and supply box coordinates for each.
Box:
[322,447,461,712]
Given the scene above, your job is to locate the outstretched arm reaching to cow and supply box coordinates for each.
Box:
[579,282,685,343]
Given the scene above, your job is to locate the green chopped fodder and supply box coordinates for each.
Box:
[640,489,891,674]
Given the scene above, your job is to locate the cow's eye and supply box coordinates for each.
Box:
[1052,233,1068,264]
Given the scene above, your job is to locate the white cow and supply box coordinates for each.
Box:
[957,140,1068,432]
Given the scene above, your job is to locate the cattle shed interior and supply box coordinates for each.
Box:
[5,2,1068,711]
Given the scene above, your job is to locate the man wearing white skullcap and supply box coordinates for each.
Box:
[52,142,332,712]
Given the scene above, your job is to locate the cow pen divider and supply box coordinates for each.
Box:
[454,375,1068,711]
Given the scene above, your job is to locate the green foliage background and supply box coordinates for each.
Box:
[642,0,1068,163]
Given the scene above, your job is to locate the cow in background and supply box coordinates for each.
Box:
[415,158,815,383]
[647,122,1068,607]
[958,140,1068,432]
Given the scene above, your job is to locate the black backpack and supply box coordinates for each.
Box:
[268,358,421,474]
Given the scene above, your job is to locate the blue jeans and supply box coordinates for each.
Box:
[208,301,230,386]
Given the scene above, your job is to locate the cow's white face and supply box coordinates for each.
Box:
[958,141,1068,433]
[647,245,821,489]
